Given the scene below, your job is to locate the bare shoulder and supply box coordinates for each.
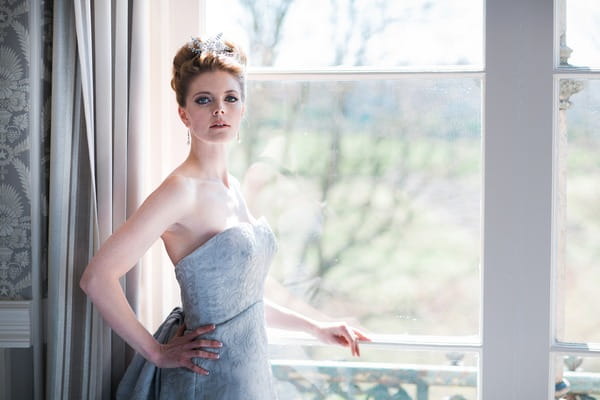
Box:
[163,172,223,198]
[160,174,232,228]
[82,175,197,279]
[154,174,195,202]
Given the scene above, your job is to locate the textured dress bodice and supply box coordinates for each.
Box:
[175,217,276,329]
[116,217,278,400]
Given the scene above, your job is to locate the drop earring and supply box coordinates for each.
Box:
[187,130,191,145]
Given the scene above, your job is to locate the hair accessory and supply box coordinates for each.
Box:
[188,33,233,58]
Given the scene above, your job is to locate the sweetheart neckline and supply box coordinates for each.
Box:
[174,216,270,267]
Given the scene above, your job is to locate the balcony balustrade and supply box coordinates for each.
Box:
[270,357,600,399]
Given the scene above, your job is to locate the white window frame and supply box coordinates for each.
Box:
[148,1,600,399]
[550,0,600,392]
[482,0,553,397]
[480,1,600,398]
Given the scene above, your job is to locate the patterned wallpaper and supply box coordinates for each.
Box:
[0,0,51,300]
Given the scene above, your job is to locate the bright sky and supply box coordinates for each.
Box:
[206,0,599,69]
[207,0,483,68]
[567,0,600,68]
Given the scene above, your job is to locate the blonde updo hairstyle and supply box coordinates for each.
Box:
[171,36,247,107]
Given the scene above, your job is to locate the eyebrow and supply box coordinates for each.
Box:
[191,89,240,97]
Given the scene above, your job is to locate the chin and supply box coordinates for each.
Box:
[211,134,237,143]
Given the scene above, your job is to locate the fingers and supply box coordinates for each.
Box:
[180,324,217,342]
[351,327,373,357]
[187,349,220,360]
[184,361,210,376]
[349,331,359,357]
[340,325,372,356]
[184,339,223,350]
[353,328,372,342]
[202,339,223,348]
[334,324,358,357]
[187,324,216,337]
[181,324,222,349]
[184,349,220,376]
[329,324,363,357]
[175,323,186,337]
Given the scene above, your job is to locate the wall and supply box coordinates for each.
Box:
[0,0,51,399]
[0,0,36,301]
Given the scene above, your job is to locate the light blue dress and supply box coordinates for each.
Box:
[116,217,278,399]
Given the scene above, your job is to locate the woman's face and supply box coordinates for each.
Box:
[178,69,244,144]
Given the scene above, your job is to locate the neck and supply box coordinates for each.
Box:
[186,140,231,187]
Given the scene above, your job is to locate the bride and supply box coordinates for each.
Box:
[80,34,369,399]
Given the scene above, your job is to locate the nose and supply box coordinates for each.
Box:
[213,103,225,115]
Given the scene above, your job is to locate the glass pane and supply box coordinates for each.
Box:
[556,78,600,343]
[207,0,483,68]
[553,354,600,399]
[559,0,600,68]
[231,78,482,336]
[270,344,479,399]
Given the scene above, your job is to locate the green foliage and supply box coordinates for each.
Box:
[231,78,483,337]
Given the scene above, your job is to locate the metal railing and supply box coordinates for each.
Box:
[271,359,476,400]
[271,358,600,399]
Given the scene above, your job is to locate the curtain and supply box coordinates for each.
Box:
[140,0,204,333]
[46,0,147,398]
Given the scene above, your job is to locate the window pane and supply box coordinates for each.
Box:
[206,0,483,68]
[270,344,479,399]
[553,354,600,398]
[232,78,482,336]
[556,78,600,343]
[559,1,600,68]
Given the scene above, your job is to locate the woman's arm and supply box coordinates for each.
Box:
[80,175,221,374]
[264,298,370,357]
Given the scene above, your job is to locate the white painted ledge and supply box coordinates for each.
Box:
[0,301,31,348]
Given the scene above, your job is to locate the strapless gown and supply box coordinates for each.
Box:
[116,217,278,399]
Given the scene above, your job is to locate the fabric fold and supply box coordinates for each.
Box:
[116,308,184,400]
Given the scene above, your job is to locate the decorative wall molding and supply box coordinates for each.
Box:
[0,300,30,347]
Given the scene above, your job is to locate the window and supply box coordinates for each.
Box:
[553,0,600,395]
[208,1,483,398]
[140,1,600,398]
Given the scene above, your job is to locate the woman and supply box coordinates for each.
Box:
[80,34,369,399]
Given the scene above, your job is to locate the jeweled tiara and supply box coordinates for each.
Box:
[188,33,235,58]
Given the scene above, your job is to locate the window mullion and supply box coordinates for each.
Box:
[482,0,554,399]
[247,69,484,82]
